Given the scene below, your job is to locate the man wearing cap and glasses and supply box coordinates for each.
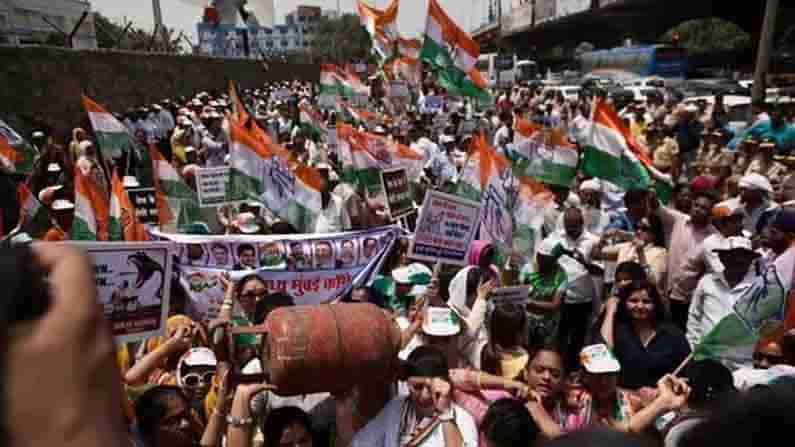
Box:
[669,204,745,308]
[687,237,762,358]
[718,173,780,235]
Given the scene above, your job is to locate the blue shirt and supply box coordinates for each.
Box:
[729,119,795,151]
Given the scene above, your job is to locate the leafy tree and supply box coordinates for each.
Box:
[309,13,372,63]
[661,18,751,55]
[93,12,185,53]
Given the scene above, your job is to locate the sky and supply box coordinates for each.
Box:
[89,0,500,43]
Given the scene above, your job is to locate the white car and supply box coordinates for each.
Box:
[625,86,659,102]
[543,85,582,101]
[621,76,666,88]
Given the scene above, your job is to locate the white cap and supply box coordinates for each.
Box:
[440,134,455,144]
[122,176,140,188]
[537,237,560,257]
[51,199,75,211]
[713,236,760,257]
[580,344,621,374]
[392,263,432,285]
[579,179,602,192]
[180,347,218,367]
[739,173,774,194]
[422,307,461,337]
[235,212,261,234]
[684,104,699,113]
[47,163,61,173]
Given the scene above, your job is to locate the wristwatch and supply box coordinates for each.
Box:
[437,408,456,422]
[226,414,254,427]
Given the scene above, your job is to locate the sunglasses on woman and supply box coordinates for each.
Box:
[182,371,215,388]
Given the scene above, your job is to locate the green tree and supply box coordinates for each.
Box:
[93,12,184,53]
[662,18,751,55]
[309,13,372,63]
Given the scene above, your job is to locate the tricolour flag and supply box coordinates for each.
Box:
[82,95,138,160]
[340,101,379,128]
[358,0,399,59]
[693,249,795,369]
[456,132,519,264]
[0,119,36,175]
[15,183,54,239]
[72,166,109,241]
[229,120,323,233]
[299,103,328,141]
[229,80,251,124]
[398,37,422,60]
[510,118,579,187]
[320,64,370,97]
[110,170,149,241]
[582,100,673,202]
[420,0,489,99]
[149,145,194,227]
[337,123,424,191]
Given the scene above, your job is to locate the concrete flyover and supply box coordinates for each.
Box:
[475,0,795,55]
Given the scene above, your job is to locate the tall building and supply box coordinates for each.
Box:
[198,4,330,58]
[0,0,97,49]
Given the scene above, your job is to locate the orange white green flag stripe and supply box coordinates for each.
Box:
[229,120,322,233]
[456,132,518,262]
[510,118,579,187]
[15,183,54,239]
[336,123,424,191]
[420,0,488,99]
[358,0,399,59]
[229,80,250,124]
[82,95,137,159]
[582,99,673,202]
[72,166,110,241]
[320,64,370,97]
[149,145,194,227]
[0,119,35,175]
[299,103,328,141]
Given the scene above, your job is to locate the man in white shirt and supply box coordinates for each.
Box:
[548,207,601,368]
[201,112,228,167]
[687,237,761,369]
[492,111,513,149]
[313,175,351,234]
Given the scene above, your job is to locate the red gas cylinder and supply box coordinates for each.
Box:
[261,303,402,396]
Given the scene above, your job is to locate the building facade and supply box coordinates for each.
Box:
[0,0,97,49]
[198,4,337,58]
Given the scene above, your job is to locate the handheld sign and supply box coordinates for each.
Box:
[388,80,410,98]
[425,95,443,112]
[380,168,414,220]
[197,166,233,208]
[489,286,531,306]
[74,241,173,343]
[127,188,159,224]
[409,190,481,266]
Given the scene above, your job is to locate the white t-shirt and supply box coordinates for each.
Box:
[313,194,352,234]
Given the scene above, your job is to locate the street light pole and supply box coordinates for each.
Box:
[752,0,779,104]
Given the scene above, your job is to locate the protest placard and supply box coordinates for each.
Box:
[318,94,337,110]
[74,241,173,343]
[380,168,414,220]
[197,166,233,207]
[489,285,531,306]
[152,226,400,321]
[127,188,159,224]
[388,80,410,98]
[425,95,443,112]
[409,190,481,266]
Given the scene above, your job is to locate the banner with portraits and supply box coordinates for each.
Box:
[152,226,401,322]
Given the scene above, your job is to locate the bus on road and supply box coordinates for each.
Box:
[477,53,539,88]
[579,45,688,81]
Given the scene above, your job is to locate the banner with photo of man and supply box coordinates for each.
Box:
[152,226,401,322]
